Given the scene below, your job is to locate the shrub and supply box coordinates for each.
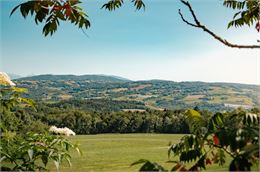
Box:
[0,132,80,171]
[0,73,80,171]
[133,109,260,171]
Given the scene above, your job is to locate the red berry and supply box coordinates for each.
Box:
[213,134,220,145]
[206,158,212,165]
[53,6,61,11]
[65,8,72,17]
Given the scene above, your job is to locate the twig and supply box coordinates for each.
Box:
[213,144,235,158]
[179,0,260,49]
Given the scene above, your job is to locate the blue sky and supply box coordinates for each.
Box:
[0,0,259,84]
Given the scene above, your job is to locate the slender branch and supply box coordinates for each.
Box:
[205,140,235,158]
[213,144,235,158]
[178,9,198,28]
[179,0,260,49]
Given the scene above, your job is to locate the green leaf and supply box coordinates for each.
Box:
[0,156,6,162]
[20,98,35,107]
[185,109,205,134]
[28,149,33,160]
[54,160,60,170]
[102,0,124,11]
[20,3,30,18]
[56,11,66,21]
[132,0,145,10]
[180,149,202,162]
[41,154,48,166]
[218,149,225,166]
[65,156,72,167]
[48,149,54,158]
[131,159,166,171]
[187,109,201,118]
[75,147,83,156]
[196,154,206,169]
[10,4,21,17]
[131,159,148,166]
[140,161,166,171]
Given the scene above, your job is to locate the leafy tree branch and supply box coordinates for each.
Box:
[179,0,260,49]
[9,0,260,49]
[10,0,145,36]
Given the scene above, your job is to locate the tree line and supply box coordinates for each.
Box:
[28,104,190,134]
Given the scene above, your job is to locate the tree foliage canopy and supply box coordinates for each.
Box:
[10,0,260,48]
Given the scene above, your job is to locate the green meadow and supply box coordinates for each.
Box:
[49,134,236,172]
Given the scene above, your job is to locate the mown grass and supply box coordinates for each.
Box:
[46,134,256,172]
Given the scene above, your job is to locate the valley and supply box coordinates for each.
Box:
[15,74,260,112]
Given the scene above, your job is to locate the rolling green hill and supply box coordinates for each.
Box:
[15,74,260,112]
[17,74,130,82]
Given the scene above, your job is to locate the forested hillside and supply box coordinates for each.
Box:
[15,74,260,112]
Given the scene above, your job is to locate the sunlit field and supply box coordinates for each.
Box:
[49,134,239,172]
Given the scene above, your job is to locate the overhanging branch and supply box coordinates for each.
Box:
[179,0,260,49]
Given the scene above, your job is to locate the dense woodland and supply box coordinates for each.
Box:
[7,96,259,136]
[16,103,189,134]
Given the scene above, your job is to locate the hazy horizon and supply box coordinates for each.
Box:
[1,0,259,85]
[7,72,260,85]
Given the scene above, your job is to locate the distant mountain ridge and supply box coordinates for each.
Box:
[17,74,131,82]
[15,74,260,112]
[12,74,260,86]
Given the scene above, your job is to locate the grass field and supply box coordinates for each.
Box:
[46,134,249,172]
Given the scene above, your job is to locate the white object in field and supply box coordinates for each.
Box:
[49,126,76,136]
